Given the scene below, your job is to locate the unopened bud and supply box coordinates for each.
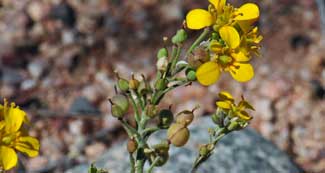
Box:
[156,57,168,72]
[172,29,188,44]
[186,69,196,81]
[155,78,168,91]
[118,78,129,92]
[157,48,168,59]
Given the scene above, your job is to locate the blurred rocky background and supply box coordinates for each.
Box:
[0,0,324,172]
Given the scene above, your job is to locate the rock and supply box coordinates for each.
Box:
[1,67,23,85]
[50,2,76,28]
[69,96,101,116]
[67,117,303,173]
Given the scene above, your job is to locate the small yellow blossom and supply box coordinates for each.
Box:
[196,26,255,85]
[186,0,259,31]
[216,91,254,121]
[0,100,39,171]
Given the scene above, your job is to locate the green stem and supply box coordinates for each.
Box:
[128,93,141,124]
[119,119,139,138]
[147,157,160,173]
[170,45,182,74]
[130,153,136,173]
[186,28,210,55]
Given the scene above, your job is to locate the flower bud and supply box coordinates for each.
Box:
[111,94,129,113]
[167,123,190,147]
[127,138,138,153]
[118,78,129,92]
[187,47,209,69]
[199,145,209,156]
[227,121,240,131]
[146,104,159,118]
[158,109,174,129]
[186,69,196,81]
[129,78,140,90]
[157,48,168,59]
[176,110,194,126]
[156,57,168,72]
[172,29,187,44]
[155,78,168,91]
[211,109,226,126]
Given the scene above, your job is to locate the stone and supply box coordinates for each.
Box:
[69,96,101,116]
[67,117,303,173]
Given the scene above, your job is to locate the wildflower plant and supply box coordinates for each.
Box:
[105,0,262,172]
[0,99,40,172]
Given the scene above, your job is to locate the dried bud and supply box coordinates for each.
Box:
[127,138,138,153]
[187,47,209,69]
[157,48,168,59]
[172,29,187,44]
[167,123,190,147]
[155,78,168,91]
[146,104,159,118]
[156,57,168,72]
[129,78,140,90]
[158,109,174,129]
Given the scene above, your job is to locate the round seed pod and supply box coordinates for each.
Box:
[186,70,196,81]
[127,138,137,153]
[158,109,174,129]
[176,110,194,126]
[111,105,124,118]
[111,94,129,113]
[167,123,190,147]
[118,78,129,92]
[146,104,159,118]
[199,145,209,156]
[149,152,169,167]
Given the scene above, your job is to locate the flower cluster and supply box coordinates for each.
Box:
[212,91,254,130]
[186,0,263,86]
[0,100,40,171]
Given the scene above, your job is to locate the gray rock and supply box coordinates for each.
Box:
[69,96,101,116]
[67,117,302,173]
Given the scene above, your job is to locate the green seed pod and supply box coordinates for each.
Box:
[199,145,209,156]
[187,47,209,69]
[111,95,129,113]
[158,109,174,129]
[118,78,129,92]
[176,110,194,126]
[186,69,196,81]
[167,123,190,147]
[127,138,137,153]
[155,78,168,91]
[157,48,168,59]
[146,104,159,118]
[227,121,240,131]
[152,140,170,154]
[172,29,188,44]
[111,105,124,118]
[149,152,169,167]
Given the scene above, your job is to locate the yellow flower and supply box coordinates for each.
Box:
[186,0,259,31]
[196,26,254,86]
[216,91,254,121]
[0,100,39,171]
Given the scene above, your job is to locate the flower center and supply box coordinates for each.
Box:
[218,55,233,66]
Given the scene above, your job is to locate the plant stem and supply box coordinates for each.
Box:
[147,157,160,173]
[186,28,210,55]
[130,153,136,173]
[170,45,182,74]
[128,93,141,124]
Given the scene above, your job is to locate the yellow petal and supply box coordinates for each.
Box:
[209,0,226,13]
[235,3,259,21]
[0,146,18,170]
[231,51,249,62]
[15,136,40,157]
[229,63,254,82]
[216,101,232,109]
[237,110,252,121]
[219,91,233,100]
[186,9,213,30]
[196,62,221,86]
[219,26,240,49]
[5,105,26,133]
[237,20,254,33]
